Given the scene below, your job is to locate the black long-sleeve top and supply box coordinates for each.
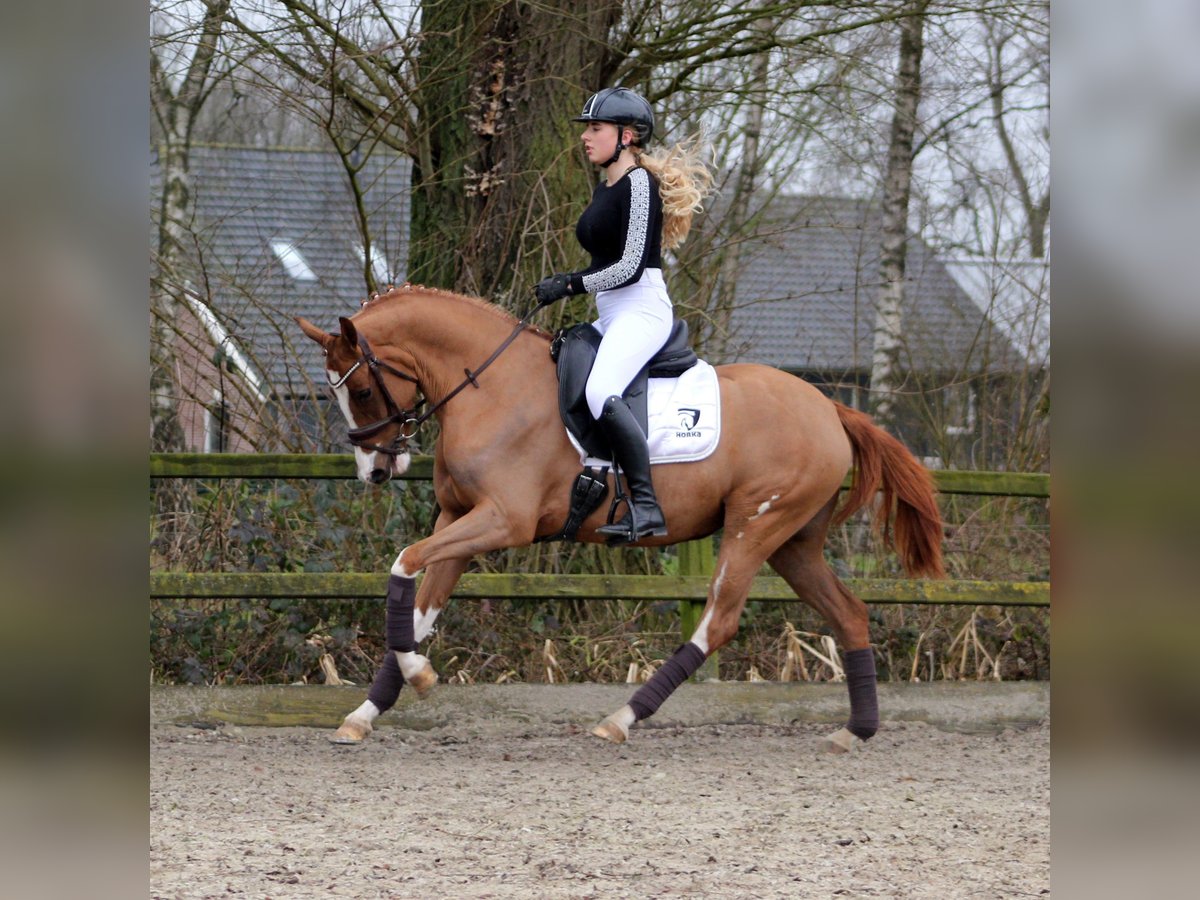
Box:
[567,166,663,295]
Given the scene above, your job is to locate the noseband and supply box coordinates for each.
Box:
[330,305,540,457]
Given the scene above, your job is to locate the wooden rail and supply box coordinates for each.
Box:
[150,454,1049,613]
[150,453,1050,498]
[151,572,1049,606]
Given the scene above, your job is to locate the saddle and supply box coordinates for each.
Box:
[539,320,698,543]
[550,320,698,460]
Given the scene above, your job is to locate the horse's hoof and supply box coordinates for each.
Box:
[590,717,629,744]
[330,717,372,744]
[821,726,860,754]
[407,663,439,698]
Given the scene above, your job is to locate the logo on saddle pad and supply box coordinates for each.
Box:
[677,407,702,437]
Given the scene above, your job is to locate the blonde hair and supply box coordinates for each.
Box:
[632,136,715,251]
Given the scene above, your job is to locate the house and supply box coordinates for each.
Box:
[153,147,1035,465]
[942,257,1049,369]
[151,144,410,452]
[716,195,1035,464]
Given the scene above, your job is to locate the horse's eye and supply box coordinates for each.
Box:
[354,388,372,402]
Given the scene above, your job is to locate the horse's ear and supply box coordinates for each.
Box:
[296,316,334,349]
[337,316,359,348]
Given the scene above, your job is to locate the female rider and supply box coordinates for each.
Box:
[535,87,713,543]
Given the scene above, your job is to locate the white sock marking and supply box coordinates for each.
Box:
[347,699,380,726]
[395,650,429,682]
[391,550,418,578]
[414,606,441,643]
[611,704,636,732]
[689,610,715,654]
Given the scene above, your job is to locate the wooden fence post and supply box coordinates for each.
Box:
[677,538,720,681]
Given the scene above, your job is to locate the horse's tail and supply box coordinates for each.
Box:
[832,402,946,579]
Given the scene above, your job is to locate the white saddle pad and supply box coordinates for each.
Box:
[567,360,721,466]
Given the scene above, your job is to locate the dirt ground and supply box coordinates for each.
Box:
[150,710,1049,898]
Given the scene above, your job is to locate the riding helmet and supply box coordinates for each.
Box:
[573,87,655,146]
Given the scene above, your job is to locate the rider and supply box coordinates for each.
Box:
[535,86,713,543]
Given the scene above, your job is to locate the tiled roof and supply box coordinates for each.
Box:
[154,149,1021,397]
[152,144,411,391]
[943,257,1049,368]
[723,195,1021,374]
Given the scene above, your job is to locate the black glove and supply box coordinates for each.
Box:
[534,273,573,306]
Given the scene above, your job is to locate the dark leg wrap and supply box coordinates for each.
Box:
[385,574,418,653]
[365,575,418,713]
[366,651,405,714]
[844,647,879,740]
[629,642,708,721]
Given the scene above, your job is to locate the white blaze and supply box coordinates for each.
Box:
[328,368,379,481]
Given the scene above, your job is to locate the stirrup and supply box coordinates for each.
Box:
[596,503,667,545]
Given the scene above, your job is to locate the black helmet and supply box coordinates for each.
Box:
[573,87,655,146]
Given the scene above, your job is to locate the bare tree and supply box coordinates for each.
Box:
[182,0,1048,467]
[221,2,936,307]
[151,0,233,452]
[224,0,619,303]
[150,0,235,563]
[871,1,929,430]
[984,13,1049,259]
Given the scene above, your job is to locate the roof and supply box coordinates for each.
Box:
[154,148,1024,399]
[942,257,1049,368]
[723,195,1023,374]
[151,144,411,392]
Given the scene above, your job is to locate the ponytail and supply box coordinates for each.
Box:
[633,135,715,251]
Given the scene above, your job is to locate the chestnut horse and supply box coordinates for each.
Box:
[297,283,943,750]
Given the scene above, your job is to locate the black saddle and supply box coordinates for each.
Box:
[550,319,698,460]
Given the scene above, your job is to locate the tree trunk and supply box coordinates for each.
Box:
[989,57,1049,259]
[151,141,190,454]
[870,1,927,429]
[409,0,621,303]
[151,0,230,452]
[151,0,229,559]
[979,15,1049,261]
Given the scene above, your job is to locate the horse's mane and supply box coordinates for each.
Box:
[360,282,552,342]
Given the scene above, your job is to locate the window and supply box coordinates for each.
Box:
[357,243,393,286]
[270,240,317,281]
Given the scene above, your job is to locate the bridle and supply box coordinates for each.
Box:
[328,334,424,456]
[329,304,541,457]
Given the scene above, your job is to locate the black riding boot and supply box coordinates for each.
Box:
[595,395,668,543]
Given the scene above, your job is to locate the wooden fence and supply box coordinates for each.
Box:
[151,454,1050,625]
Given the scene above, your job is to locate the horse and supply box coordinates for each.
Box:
[296,282,944,750]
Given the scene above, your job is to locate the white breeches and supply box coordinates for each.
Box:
[585,268,673,420]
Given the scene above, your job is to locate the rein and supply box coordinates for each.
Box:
[337,302,542,457]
